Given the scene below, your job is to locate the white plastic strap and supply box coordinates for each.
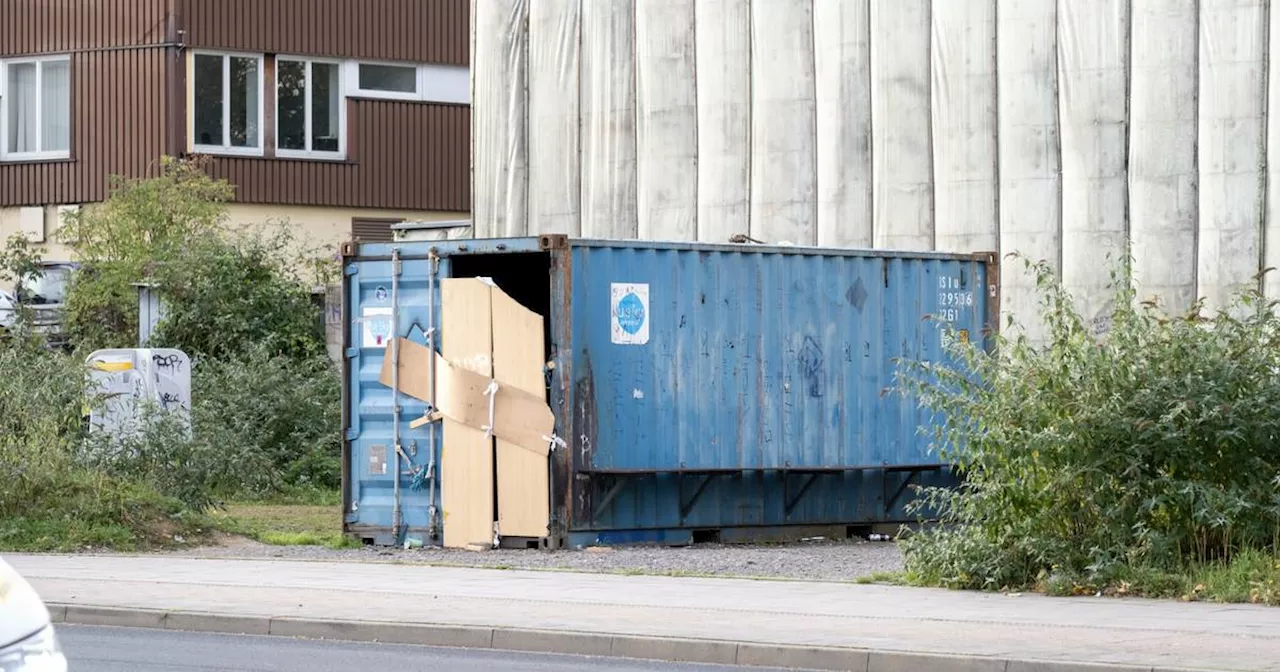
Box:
[481,380,500,437]
[542,434,567,451]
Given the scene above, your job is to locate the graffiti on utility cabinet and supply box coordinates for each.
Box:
[85,348,192,443]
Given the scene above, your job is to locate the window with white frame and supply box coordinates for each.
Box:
[347,60,469,104]
[192,52,263,154]
[277,57,344,158]
[0,56,71,160]
[353,62,418,98]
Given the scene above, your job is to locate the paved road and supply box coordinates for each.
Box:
[58,625,795,672]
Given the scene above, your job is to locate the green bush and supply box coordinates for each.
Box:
[896,256,1280,592]
[190,343,342,498]
[35,340,340,514]
[149,228,327,362]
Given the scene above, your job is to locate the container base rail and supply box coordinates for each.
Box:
[576,463,955,544]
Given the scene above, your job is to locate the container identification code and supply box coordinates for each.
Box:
[936,276,974,323]
[611,283,650,345]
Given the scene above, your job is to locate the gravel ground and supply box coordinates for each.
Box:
[162,536,905,582]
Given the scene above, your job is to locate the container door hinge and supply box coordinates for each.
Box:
[345,347,359,359]
[344,264,359,277]
[345,428,359,441]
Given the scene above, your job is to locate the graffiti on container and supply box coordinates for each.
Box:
[152,353,184,374]
[798,336,825,398]
[159,391,183,410]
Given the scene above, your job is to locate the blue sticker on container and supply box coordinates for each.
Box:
[611,283,649,345]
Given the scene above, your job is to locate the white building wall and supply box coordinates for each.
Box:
[473,0,1277,334]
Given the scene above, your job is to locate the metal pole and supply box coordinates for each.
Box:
[390,247,403,542]
[426,249,439,540]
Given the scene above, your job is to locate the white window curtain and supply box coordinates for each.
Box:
[3,59,69,156]
[7,62,37,153]
[41,60,70,152]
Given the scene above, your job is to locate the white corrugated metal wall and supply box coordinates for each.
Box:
[472,0,1277,336]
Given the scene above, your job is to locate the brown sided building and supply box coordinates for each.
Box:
[0,0,471,260]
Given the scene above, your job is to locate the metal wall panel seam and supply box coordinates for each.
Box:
[1053,0,1066,280]
[1123,0,1134,264]
[1259,0,1272,296]
[809,0,818,243]
[992,0,1001,262]
[1193,0,1203,298]
[867,0,875,247]
[747,0,754,243]
[1264,0,1280,300]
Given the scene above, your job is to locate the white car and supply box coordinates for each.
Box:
[0,558,67,672]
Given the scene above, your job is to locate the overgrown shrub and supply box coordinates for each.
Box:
[149,228,327,362]
[190,343,342,498]
[896,256,1280,592]
[0,157,343,553]
[0,343,201,551]
[53,156,339,504]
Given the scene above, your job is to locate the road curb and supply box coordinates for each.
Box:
[47,604,1182,672]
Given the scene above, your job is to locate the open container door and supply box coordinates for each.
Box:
[343,237,563,549]
[342,244,442,547]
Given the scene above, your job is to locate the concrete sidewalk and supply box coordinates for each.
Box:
[8,554,1277,672]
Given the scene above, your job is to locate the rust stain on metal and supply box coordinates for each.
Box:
[550,243,575,534]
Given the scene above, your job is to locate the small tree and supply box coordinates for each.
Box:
[0,234,50,347]
[58,155,235,349]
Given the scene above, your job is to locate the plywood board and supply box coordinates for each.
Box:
[377,337,434,403]
[439,279,494,550]
[491,289,551,539]
[434,352,554,453]
[379,338,553,451]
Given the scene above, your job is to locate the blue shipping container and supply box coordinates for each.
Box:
[341,236,998,547]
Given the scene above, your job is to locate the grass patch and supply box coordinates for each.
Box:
[854,571,906,585]
[902,549,1280,605]
[1033,550,1280,605]
[0,463,214,553]
[212,502,356,549]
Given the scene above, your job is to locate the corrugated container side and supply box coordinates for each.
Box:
[564,242,991,541]
[569,246,986,470]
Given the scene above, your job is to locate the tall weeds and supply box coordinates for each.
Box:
[897,256,1280,591]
